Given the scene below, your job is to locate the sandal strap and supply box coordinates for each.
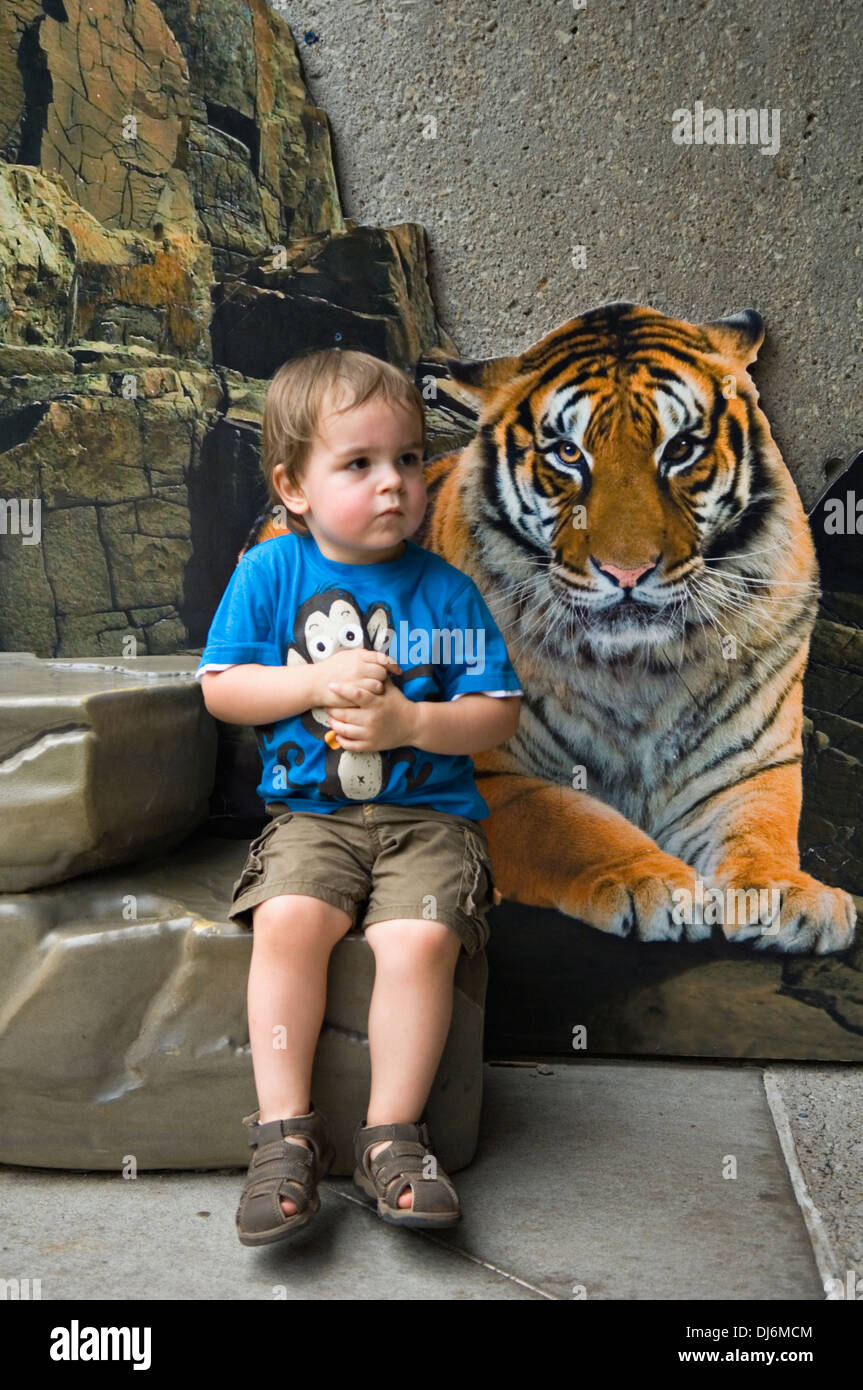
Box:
[239,1131,327,1224]
[401,1171,459,1215]
[367,1142,430,1187]
[356,1120,431,1155]
[243,1107,331,1168]
[244,1176,312,1202]
[364,1139,453,1206]
[354,1120,459,1215]
[249,1142,316,1178]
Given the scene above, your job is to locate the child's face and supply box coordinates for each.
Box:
[273,389,427,565]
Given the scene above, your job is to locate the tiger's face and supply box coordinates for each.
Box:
[448,302,813,661]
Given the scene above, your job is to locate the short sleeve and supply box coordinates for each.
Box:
[194,555,282,682]
[438,579,523,701]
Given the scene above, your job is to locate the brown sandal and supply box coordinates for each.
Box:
[236,1105,335,1246]
[353,1120,461,1229]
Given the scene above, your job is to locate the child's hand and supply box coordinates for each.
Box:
[325,675,418,752]
[312,648,401,708]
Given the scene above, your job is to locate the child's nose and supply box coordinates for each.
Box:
[377,462,404,488]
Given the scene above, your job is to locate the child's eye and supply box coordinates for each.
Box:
[346,454,423,469]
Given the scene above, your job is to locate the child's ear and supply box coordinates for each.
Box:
[272,465,311,520]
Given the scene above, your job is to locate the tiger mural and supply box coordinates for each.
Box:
[244,302,856,955]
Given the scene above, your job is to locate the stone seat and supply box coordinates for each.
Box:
[0,653,217,893]
[0,827,487,1175]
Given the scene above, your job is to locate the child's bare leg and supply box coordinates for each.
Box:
[363,919,462,1210]
[248,894,353,1216]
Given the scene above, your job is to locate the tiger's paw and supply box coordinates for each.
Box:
[719,872,857,955]
[564,853,709,943]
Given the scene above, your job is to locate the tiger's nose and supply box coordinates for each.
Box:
[594,558,658,588]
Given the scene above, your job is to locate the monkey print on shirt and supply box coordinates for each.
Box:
[195,530,522,820]
[267,587,439,800]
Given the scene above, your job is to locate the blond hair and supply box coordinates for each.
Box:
[261,348,427,535]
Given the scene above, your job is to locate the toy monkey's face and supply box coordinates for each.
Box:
[304,599,366,662]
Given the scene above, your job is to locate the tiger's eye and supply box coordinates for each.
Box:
[665,435,694,461]
[555,441,583,464]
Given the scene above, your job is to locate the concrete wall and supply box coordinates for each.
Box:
[273,0,861,508]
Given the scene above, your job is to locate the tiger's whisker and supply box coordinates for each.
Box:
[689,591,786,652]
[699,566,819,590]
[693,575,801,626]
[687,586,768,661]
[691,580,791,636]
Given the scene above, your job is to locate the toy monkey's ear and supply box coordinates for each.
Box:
[366,604,393,652]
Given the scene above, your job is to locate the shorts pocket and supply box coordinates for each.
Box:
[459,827,495,919]
[233,811,294,897]
[252,808,294,853]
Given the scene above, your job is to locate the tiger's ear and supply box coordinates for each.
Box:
[698,309,765,366]
[426,347,525,403]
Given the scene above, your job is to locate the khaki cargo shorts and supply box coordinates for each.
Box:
[228,800,497,957]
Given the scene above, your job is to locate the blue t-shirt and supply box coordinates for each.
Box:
[195,531,522,818]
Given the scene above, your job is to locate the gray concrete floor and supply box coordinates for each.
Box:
[3,1057,857,1301]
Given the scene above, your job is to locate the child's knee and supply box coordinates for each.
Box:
[252,893,352,944]
[366,916,462,964]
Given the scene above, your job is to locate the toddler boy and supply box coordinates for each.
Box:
[197,347,522,1245]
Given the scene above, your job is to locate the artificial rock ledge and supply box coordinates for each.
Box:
[0,653,217,892]
[0,828,487,1175]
